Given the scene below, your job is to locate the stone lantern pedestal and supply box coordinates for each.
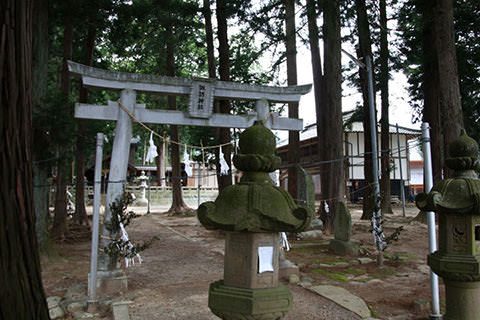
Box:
[209,233,292,319]
[198,121,312,320]
[444,280,480,319]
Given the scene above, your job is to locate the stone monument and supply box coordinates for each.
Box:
[198,121,313,320]
[329,201,359,256]
[135,171,148,207]
[416,130,480,320]
[297,166,315,214]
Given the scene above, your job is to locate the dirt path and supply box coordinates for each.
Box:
[42,212,363,320]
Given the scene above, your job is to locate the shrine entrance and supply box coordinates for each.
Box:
[68,60,311,292]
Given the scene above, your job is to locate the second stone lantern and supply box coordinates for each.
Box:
[198,121,313,320]
[416,130,480,320]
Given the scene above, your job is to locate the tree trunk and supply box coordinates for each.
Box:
[166,23,189,215]
[52,17,73,239]
[285,0,300,200]
[421,0,443,183]
[355,0,377,220]
[306,0,325,223]
[203,0,216,79]
[32,0,52,252]
[379,0,392,214]
[75,12,97,226]
[0,0,50,317]
[216,0,233,191]
[433,0,464,178]
[320,0,344,233]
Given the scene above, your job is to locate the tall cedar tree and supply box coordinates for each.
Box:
[379,0,392,213]
[433,0,464,177]
[75,5,99,225]
[355,0,377,220]
[0,0,50,318]
[52,10,74,239]
[306,0,326,217]
[285,0,300,199]
[421,0,443,183]
[32,0,52,252]
[319,0,345,232]
[216,0,233,191]
[166,21,190,214]
[203,0,216,79]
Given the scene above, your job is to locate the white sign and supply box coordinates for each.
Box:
[258,246,274,273]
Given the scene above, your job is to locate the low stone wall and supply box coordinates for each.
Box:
[56,186,218,209]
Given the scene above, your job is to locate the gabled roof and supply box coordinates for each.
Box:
[277,121,421,148]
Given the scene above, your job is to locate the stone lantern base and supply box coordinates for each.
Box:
[444,280,480,320]
[207,232,293,319]
[208,280,292,320]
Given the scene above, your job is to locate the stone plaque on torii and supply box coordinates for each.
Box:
[68,60,311,292]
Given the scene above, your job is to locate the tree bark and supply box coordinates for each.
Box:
[433,0,464,178]
[306,0,325,220]
[216,0,233,191]
[379,0,392,214]
[355,0,377,220]
[203,0,216,79]
[166,23,189,215]
[421,0,443,183]
[32,0,51,252]
[285,0,299,200]
[320,0,344,233]
[52,16,73,239]
[0,0,50,317]
[75,11,97,226]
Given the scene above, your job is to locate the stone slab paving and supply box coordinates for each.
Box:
[308,285,371,318]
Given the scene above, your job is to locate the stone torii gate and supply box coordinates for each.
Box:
[68,60,311,292]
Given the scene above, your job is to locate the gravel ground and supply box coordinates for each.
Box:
[125,213,362,320]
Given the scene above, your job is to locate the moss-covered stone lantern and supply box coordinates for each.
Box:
[416,130,480,320]
[198,121,313,320]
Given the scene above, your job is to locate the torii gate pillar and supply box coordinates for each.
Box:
[94,89,135,294]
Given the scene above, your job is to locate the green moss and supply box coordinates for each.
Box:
[311,269,349,282]
[323,257,346,264]
[344,268,366,275]
[353,277,371,282]
[384,252,419,262]
[368,305,379,318]
[291,246,319,252]
[371,268,397,279]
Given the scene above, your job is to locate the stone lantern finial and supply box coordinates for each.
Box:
[445,129,480,174]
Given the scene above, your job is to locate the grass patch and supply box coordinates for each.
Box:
[344,268,366,275]
[371,268,397,279]
[384,252,419,262]
[311,269,349,282]
[322,257,346,264]
[291,246,320,252]
[353,277,371,282]
[368,305,379,318]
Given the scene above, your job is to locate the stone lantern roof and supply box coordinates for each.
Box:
[416,130,480,214]
[198,121,312,232]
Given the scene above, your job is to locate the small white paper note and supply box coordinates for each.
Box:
[258,246,274,273]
